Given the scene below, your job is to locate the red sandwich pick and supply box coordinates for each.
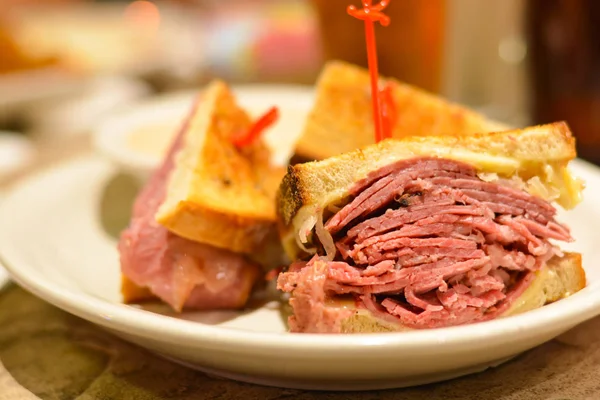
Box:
[347,1,393,143]
[232,106,280,148]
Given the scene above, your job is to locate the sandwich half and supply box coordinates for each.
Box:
[276,122,585,333]
[118,80,286,311]
[295,60,509,161]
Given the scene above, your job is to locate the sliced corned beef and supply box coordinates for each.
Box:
[278,157,573,332]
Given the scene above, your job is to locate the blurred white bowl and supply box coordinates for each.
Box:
[28,76,151,139]
[92,84,313,182]
[0,68,87,112]
[0,132,36,184]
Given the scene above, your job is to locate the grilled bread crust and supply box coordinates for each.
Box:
[277,122,580,260]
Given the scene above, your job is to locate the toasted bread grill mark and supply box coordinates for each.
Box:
[277,165,307,228]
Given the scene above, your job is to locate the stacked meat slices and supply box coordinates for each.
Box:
[278,158,572,332]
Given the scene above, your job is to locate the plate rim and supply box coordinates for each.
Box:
[1,155,600,353]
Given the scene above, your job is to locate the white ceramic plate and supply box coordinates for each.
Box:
[92,85,313,182]
[1,153,599,391]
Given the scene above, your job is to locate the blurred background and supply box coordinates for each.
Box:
[0,0,599,181]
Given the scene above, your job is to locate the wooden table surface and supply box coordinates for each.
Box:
[1,137,599,400]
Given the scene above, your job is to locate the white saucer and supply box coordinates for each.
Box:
[0,154,599,391]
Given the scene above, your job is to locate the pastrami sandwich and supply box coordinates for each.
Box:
[118,80,286,311]
[295,60,509,161]
[276,122,585,333]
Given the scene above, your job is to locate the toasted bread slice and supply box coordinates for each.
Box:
[315,253,584,333]
[278,122,583,260]
[156,80,283,254]
[296,60,509,161]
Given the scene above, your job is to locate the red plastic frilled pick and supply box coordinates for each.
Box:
[347,1,393,142]
[231,106,280,148]
[347,0,392,26]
